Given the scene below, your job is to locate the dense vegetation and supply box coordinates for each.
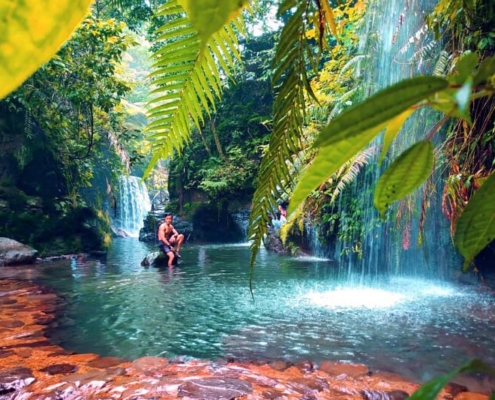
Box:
[1,0,495,273]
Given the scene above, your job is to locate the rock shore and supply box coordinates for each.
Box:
[0,279,489,399]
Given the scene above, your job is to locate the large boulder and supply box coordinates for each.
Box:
[0,238,38,266]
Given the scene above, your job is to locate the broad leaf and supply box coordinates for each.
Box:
[473,55,495,86]
[409,359,495,400]
[454,77,472,113]
[0,0,92,100]
[289,123,387,214]
[450,52,478,84]
[374,141,434,218]
[455,171,495,271]
[379,109,414,164]
[179,0,247,49]
[313,76,448,148]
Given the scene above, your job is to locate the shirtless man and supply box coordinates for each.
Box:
[158,213,185,267]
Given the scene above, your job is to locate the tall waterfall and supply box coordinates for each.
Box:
[330,0,458,279]
[113,176,151,237]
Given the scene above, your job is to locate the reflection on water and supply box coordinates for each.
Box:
[7,238,495,385]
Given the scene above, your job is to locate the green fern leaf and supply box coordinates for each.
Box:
[144,0,242,174]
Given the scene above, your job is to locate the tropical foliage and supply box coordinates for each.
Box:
[3,0,495,269]
[0,7,139,254]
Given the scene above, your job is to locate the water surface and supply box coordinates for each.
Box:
[8,238,495,385]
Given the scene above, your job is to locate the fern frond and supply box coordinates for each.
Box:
[144,0,242,174]
[248,0,314,271]
[433,50,450,77]
[328,146,377,203]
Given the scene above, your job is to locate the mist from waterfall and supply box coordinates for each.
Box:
[112,175,151,237]
[313,0,459,279]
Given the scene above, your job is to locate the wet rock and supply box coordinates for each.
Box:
[372,371,409,383]
[62,370,113,387]
[296,360,315,373]
[0,319,25,328]
[270,360,294,371]
[360,389,410,400]
[177,378,253,399]
[261,387,286,399]
[87,356,128,369]
[131,356,169,373]
[0,298,17,305]
[39,363,78,375]
[0,237,38,266]
[15,348,33,358]
[263,227,288,254]
[445,381,468,397]
[320,361,370,378]
[0,367,35,394]
[455,393,491,400]
[0,350,15,358]
[141,251,168,267]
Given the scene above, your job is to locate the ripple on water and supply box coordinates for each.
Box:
[7,238,494,387]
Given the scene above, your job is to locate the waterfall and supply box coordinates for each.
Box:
[231,209,251,242]
[331,0,458,279]
[113,176,151,237]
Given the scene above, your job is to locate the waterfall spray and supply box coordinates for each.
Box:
[113,176,151,237]
[330,0,459,279]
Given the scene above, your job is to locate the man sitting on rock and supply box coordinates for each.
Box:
[157,213,185,267]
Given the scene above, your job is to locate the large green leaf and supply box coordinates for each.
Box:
[374,141,434,218]
[0,0,92,100]
[313,76,448,149]
[379,109,414,164]
[454,171,495,271]
[473,56,495,85]
[289,123,387,214]
[179,0,246,49]
[408,359,495,400]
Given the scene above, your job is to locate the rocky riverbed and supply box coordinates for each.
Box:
[0,279,490,399]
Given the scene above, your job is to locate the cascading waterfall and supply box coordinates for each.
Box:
[328,0,459,279]
[231,209,251,242]
[112,175,151,237]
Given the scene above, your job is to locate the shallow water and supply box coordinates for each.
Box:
[8,238,495,384]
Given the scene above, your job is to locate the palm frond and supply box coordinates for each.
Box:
[143,0,242,178]
[248,0,314,271]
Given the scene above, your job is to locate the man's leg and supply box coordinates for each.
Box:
[175,234,185,254]
[166,250,175,267]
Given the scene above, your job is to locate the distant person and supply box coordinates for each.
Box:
[158,213,185,267]
[273,201,288,230]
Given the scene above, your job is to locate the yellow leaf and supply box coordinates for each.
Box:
[0,0,93,100]
[321,0,338,39]
[179,0,247,48]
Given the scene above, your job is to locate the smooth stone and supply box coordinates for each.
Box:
[0,237,38,265]
[0,367,35,393]
[86,356,128,368]
[131,356,169,372]
[360,389,410,400]
[0,319,25,328]
[39,364,78,375]
[177,378,253,399]
[15,348,33,358]
[320,361,370,378]
[269,360,293,371]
